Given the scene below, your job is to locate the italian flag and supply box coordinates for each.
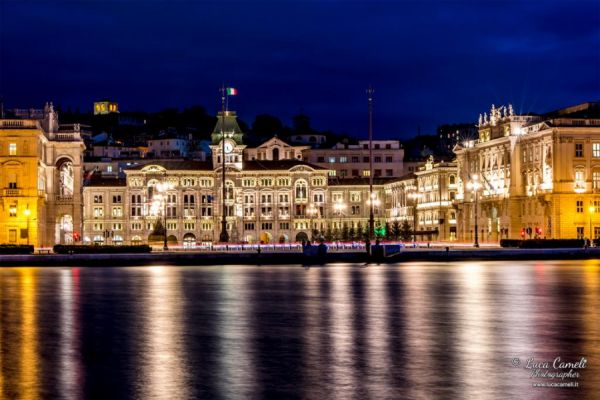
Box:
[227,87,237,96]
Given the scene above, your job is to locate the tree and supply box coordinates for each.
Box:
[348,226,356,241]
[357,221,366,240]
[342,225,349,241]
[333,228,340,241]
[399,220,413,242]
[324,228,333,242]
[392,220,401,240]
[251,114,283,138]
[384,222,391,240]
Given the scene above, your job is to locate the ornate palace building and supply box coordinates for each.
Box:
[454,102,600,242]
[82,111,387,246]
[0,103,85,247]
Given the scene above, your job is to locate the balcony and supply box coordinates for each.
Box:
[3,188,22,197]
[0,119,39,129]
[55,195,74,203]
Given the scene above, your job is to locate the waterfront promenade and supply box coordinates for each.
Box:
[1,245,600,266]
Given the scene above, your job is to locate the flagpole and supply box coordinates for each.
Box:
[367,85,375,241]
[219,84,229,243]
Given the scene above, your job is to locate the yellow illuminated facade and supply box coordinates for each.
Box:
[0,103,85,247]
[455,102,600,241]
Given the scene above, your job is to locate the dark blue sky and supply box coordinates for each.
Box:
[1,0,599,138]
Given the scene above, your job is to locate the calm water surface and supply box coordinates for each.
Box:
[0,261,599,399]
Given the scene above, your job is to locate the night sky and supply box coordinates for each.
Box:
[1,0,599,139]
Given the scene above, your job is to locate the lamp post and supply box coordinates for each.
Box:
[367,86,375,240]
[334,199,346,239]
[307,204,317,239]
[367,193,381,238]
[466,174,482,248]
[408,190,421,243]
[24,208,31,245]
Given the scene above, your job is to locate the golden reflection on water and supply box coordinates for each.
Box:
[139,266,188,400]
[59,269,82,399]
[364,267,390,395]
[20,268,39,400]
[456,263,494,399]
[582,260,600,389]
[329,266,354,398]
[216,268,255,399]
[402,265,432,398]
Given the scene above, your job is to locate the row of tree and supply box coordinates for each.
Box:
[312,220,414,242]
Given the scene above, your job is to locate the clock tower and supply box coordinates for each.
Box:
[210,110,246,170]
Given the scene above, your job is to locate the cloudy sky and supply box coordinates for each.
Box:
[1,0,598,138]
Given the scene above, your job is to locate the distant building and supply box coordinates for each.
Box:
[147,136,190,158]
[289,133,327,146]
[305,140,404,179]
[437,123,478,153]
[94,100,119,115]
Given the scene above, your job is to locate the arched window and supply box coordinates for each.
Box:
[225,180,235,200]
[295,180,308,200]
[272,148,280,161]
[449,175,456,185]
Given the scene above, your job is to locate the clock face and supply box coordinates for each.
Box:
[224,141,234,154]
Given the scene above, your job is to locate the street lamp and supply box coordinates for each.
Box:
[408,190,421,243]
[366,193,381,237]
[307,204,318,239]
[466,174,482,248]
[156,177,173,251]
[333,199,346,237]
[24,208,31,245]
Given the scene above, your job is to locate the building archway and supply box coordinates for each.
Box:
[57,214,74,244]
[272,147,280,161]
[183,233,196,248]
[167,235,178,245]
[295,231,309,243]
[259,232,272,244]
[278,234,288,244]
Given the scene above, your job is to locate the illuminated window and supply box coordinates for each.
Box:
[9,205,17,217]
[575,143,584,158]
[9,143,16,156]
[362,170,371,177]
[593,143,600,158]
[594,171,600,189]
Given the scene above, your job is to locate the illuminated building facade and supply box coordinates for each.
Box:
[0,103,85,247]
[386,157,458,241]
[455,102,600,242]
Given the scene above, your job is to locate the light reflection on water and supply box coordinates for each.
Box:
[0,261,598,399]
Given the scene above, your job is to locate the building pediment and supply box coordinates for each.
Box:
[140,164,167,173]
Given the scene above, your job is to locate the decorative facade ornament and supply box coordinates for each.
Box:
[508,104,514,116]
[478,114,483,126]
